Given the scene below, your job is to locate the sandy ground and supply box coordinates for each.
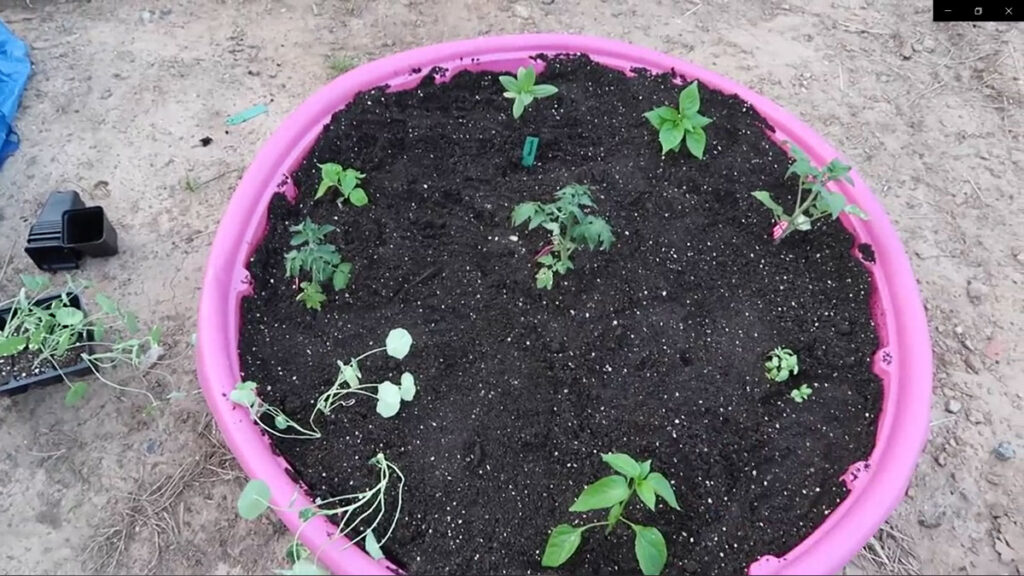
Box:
[0,0,1020,574]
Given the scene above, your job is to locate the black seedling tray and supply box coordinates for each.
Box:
[0,292,95,396]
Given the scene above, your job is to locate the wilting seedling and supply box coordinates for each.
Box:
[643,81,713,159]
[318,328,416,418]
[542,453,680,575]
[499,66,558,119]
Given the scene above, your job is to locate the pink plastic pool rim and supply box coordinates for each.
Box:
[197,34,932,575]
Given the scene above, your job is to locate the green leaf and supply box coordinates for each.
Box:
[537,254,555,266]
[844,204,869,220]
[0,336,27,357]
[679,81,700,114]
[639,460,652,479]
[274,414,290,430]
[315,179,333,200]
[341,362,360,387]
[319,163,343,185]
[751,191,785,219]
[54,307,84,326]
[332,262,352,291]
[569,475,630,512]
[512,96,526,119]
[348,188,369,206]
[602,453,641,478]
[530,84,558,98]
[399,372,416,401]
[644,472,680,510]
[644,106,678,129]
[376,381,402,418]
[148,325,164,346]
[536,267,554,290]
[123,311,140,334]
[541,524,583,568]
[606,501,624,533]
[636,479,657,510]
[793,213,812,231]
[517,65,535,88]
[20,274,50,293]
[499,75,520,93]
[65,382,88,407]
[285,542,308,564]
[658,122,685,155]
[689,113,713,129]
[230,381,258,407]
[95,293,119,315]
[364,530,385,560]
[685,126,707,159]
[385,328,412,359]
[278,558,330,575]
[238,479,271,519]
[299,507,317,522]
[633,525,668,575]
[297,283,326,310]
[511,203,537,226]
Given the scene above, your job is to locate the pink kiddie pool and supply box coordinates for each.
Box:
[197,35,932,575]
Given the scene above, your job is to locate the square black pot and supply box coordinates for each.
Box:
[62,206,119,257]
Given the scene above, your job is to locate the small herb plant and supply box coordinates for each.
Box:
[511,184,614,290]
[643,81,713,159]
[316,163,369,207]
[499,66,558,119]
[284,218,352,310]
[230,328,415,437]
[764,347,799,383]
[0,274,165,407]
[317,327,415,418]
[752,144,868,242]
[238,452,404,573]
[542,453,680,576]
[791,384,813,403]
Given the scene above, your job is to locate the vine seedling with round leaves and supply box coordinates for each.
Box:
[644,81,713,159]
[542,453,680,575]
[499,65,559,119]
[764,347,799,382]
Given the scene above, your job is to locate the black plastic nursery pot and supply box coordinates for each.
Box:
[0,292,94,396]
[62,206,119,257]
[24,190,86,272]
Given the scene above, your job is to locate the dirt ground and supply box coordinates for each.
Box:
[0,0,1020,574]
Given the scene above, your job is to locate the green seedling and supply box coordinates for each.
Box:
[317,328,415,418]
[499,66,558,119]
[791,384,813,403]
[0,274,167,407]
[542,453,680,576]
[752,143,868,242]
[643,81,713,159]
[230,380,322,439]
[284,218,352,310]
[328,55,358,76]
[316,163,369,206]
[238,453,405,571]
[511,184,614,290]
[764,347,799,382]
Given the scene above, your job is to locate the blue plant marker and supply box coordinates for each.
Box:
[225,104,268,126]
[522,136,539,167]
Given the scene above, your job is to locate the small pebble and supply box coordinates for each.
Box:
[993,441,1015,461]
[945,398,963,414]
[964,355,982,373]
[967,410,985,425]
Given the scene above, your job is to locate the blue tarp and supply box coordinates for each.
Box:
[0,19,31,170]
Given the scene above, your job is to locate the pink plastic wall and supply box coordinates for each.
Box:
[196,35,932,575]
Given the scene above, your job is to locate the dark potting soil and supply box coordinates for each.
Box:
[239,56,882,575]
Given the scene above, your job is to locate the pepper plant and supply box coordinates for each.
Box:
[316,163,369,206]
[237,452,405,573]
[764,347,799,382]
[499,66,558,119]
[284,218,352,310]
[643,81,713,158]
[511,184,614,290]
[752,143,868,242]
[542,453,680,575]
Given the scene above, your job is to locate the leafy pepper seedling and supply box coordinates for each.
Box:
[643,81,713,158]
[316,163,369,206]
[511,184,614,290]
[764,347,799,382]
[499,66,558,119]
[284,218,352,310]
[542,453,680,576]
[791,384,813,403]
[752,143,868,242]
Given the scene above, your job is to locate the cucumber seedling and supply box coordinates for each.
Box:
[643,81,713,159]
[316,163,369,206]
[511,184,614,290]
[499,66,558,119]
[752,143,868,242]
[542,453,680,576]
[764,347,799,383]
[284,218,352,310]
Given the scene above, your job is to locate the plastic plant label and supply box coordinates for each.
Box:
[522,136,539,167]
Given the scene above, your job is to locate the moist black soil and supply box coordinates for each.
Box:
[240,56,881,575]
[0,299,88,388]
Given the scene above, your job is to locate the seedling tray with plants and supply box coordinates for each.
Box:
[197,35,932,576]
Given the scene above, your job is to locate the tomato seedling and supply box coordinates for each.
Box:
[284,218,352,310]
[316,163,369,206]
